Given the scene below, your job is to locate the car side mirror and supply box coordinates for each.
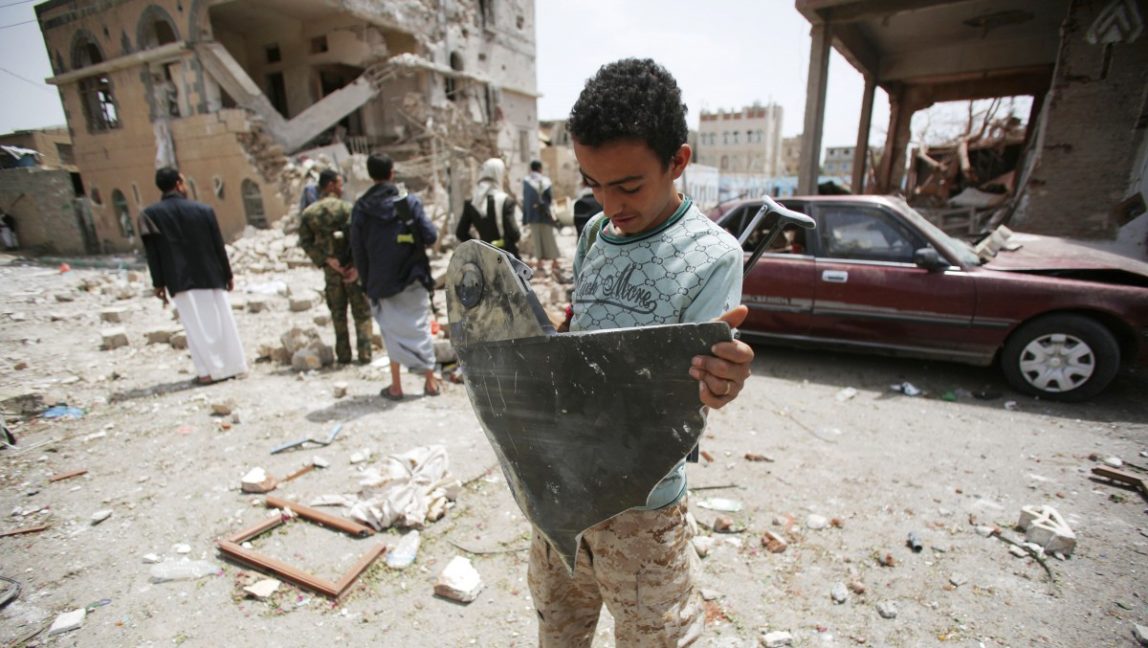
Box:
[913,247,949,272]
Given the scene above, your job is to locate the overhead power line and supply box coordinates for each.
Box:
[0,18,35,30]
[0,66,54,92]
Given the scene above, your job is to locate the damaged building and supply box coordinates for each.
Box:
[795,0,1148,253]
[35,0,540,253]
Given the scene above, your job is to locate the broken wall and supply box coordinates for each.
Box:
[1018,0,1148,239]
[0,168,87,255]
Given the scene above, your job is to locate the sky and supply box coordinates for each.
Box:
[0,0,890,153]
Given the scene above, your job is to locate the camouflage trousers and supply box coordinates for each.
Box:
[528,500,703,647]
[323,268,372,364]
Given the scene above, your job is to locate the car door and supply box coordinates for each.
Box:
[807,202,980,359]
[719,202,816,340]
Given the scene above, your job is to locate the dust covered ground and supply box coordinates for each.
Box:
[1,228,1147,648]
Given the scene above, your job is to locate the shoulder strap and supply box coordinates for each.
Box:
[585,214,607,250]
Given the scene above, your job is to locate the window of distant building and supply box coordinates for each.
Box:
[72,33,120,133]
[56,143,74,165]
[732,132,739,145]
[723,132,729,145]
[112,189,134,238]
[265,44,281,64]
[241,179,267,228]
[310,35,329,54]
[446,51,464,102]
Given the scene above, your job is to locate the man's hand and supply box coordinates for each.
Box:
[690,305,754,409]
[153,286,169,307]
[342,266,359,283]
[325,257,343,272]
[226,278,234,292]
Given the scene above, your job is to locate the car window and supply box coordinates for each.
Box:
[818,205,922,262]
[730,204,807,255]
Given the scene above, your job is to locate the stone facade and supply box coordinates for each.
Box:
[696,103,784,177]
[35,0,539,252]
[1018,0,1148,239]
[0,168,91,254]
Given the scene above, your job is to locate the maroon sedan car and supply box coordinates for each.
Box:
[714,196,1148,401]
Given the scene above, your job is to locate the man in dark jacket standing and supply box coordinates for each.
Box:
[140,167,247,385]
[350,154,441,400]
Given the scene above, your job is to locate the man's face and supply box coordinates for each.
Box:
[573,139,690,236]
[329,176,344,195]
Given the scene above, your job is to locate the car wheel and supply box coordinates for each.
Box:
[1001,314,1120,402]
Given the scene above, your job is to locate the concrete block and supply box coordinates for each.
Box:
[1017,505,1076,556]
[48,608,85,635]
[247,297,269,313]
[289,297,313,312]
[144,327,176,344]
[100,327,129,350]
[170,331,188,350]
[100,307,128,323]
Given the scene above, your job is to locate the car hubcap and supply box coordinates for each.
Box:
[1017,333,1095,393]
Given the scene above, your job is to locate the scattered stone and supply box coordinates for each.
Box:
[247,297,269,313]
[1009,545,1028,558]
[434,556,483,603]
[700,588,720,601]
[876,601,898,619]
[848,580,866,595]
[13,361,28,370]
[144,327,176,344]
[54,293,75,302]
[142,553,161,564]
[173,543,191,554]
[761,630,793,647]
[974,525,996,537]
[211,400,236,416]
[99,307,128,323]
[48,608,86,635]
[1,392,44,415]
[878,553,896,568]
[806,514,828,530]
[906,531,923,552]
[692,536,715,558]
[313,456,330,469]
[100,327,129,350]
[244,578,281,600]
[170,331,188,350]
[1133,623,1148,646]
[288,297,313,312]
[90,509,112,525]
[761,530,787,553]
[949,573,968,587]
[349,449,372,464]
[241,467,277,494]
[333,382,349,399]
[831,582,849,604]
[744,452,773,462]
[313,313,331,327]
[1104,456,1123,468]
[712,515,734,533]
[835,386,858,401]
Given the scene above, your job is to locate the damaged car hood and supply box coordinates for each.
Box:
[980,230,1148,279]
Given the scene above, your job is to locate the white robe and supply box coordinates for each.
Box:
[172,289,247,380]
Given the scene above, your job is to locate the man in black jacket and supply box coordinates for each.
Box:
[350,154,441,400]
[140,167,247,385]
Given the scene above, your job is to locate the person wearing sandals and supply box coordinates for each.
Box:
[350,154,442,399]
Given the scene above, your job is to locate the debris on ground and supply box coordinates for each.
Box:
[48,608,85,636]
[1018,505,1076,556]
[149,560,221,583]
[434,556,483,603]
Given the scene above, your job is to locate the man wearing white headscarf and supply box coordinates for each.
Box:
[456,158,521,258]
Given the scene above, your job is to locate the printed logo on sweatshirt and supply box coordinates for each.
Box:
[575,261,657,314]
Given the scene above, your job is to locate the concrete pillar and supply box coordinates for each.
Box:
[798,22,832,195]
[851,75,876,194]
[876,84,917,194]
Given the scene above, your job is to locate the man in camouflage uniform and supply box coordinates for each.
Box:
[298,169,372,365]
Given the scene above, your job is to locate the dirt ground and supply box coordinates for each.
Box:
[1,228,1147,648]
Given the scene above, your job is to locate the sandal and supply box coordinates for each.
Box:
[424,381,442,397]
[192,376,216,386]
[379,385,403,401]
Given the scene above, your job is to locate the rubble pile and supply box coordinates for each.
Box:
[226,225,310,274]
[257,326,335,370]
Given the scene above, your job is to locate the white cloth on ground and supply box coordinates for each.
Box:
[370,282,435,372]
[172,289,248,380]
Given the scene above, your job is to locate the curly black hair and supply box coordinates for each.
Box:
[567,58,688,168]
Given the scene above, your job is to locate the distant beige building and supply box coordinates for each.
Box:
[822,145,855,177]
[0,127,76,171]
[35,0,540,253]
[780,135,802,177]
[695,103,783,177]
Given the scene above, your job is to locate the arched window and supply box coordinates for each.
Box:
[112,189,134,238]
[241,179,267,228]
[186,177,199,201]
[72,33,120,132]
